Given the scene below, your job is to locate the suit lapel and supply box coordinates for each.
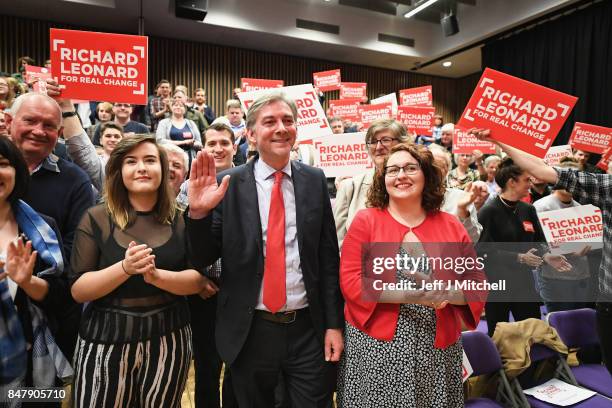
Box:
[291,161,306,255]
[239,160,263,253]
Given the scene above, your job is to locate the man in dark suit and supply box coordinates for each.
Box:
[186,92,344,408]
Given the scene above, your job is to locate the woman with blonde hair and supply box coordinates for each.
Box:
[0,76,15,110]
[70,135,205,407]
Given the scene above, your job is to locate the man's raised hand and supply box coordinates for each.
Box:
[188,151,230,219]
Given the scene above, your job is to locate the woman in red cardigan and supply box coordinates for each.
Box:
[337,143,486,408]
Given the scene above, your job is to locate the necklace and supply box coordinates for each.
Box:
[498,195,518,213]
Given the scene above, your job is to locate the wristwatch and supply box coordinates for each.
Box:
[62,111,78,118]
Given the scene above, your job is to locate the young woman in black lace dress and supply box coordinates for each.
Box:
[70,135,206,407]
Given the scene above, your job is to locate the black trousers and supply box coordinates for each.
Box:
[229,309,335,408]
[485,301,541,337]
[189,295,225,408]
[596,302,612,376]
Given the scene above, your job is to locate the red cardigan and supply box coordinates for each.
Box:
[340,208,486,349]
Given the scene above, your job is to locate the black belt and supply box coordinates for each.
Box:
[103,293,177,307]
[255,308,308,324]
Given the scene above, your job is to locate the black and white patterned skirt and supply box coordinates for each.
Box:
[336,304,464,408]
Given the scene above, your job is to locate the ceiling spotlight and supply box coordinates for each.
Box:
[403,0,439,19]
[442,61,452,67]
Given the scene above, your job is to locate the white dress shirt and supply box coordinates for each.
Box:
[253,158,308,312]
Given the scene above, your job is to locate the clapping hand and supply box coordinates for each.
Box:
[519,248,543,267]
[187,152,230,219]
[198,276,219,299]
[543,253,573,273]
[123,241,155,276]
[420,288,450,309]
[142,258,160,284]
[0,238,37,286]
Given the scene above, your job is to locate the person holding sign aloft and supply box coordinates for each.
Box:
[472,127,612,377]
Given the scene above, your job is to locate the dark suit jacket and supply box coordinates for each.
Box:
[186,157,343,365]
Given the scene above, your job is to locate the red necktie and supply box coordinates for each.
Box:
[263,171,286,313]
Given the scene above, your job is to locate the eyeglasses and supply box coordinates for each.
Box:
[114,103,131,108]
[365,137,398,148]
[385,163,421,177]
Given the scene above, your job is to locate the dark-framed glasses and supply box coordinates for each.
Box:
[366,137,397,148]
[385,163,421,177]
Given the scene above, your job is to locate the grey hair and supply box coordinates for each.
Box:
[245,92,298,131]
[9,93,63,127]
[484,155,502,167]
[453,152,475,166]
[158,140,189,171]
[364,119,409,145]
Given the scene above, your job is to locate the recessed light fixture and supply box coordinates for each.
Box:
[404,0,439,19]
[442,61,452,67]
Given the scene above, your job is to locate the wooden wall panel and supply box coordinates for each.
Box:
[1,14,479,123]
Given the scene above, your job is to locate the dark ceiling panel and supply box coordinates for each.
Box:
[295,19,340,34]
[338,0,397,16]
[378,33,415,47]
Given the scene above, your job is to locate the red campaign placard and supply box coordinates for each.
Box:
[50,28,148,105]
[24,65,52,94]
[329,98,361,122]
[313,69,341,92]
[241,78,284,92]
[568,122,612,155]
[24,65,51,83]
[399,85,433,106]
[597,147,612,171]
[457,68,578,158]
[359,102,392,129]
[340,82,367,100]
[452,126,497,155]
[396,106,435,136]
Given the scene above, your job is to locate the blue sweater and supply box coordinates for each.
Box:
[25,156,95,261]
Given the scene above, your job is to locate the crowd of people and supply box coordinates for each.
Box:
[0,54,611,408]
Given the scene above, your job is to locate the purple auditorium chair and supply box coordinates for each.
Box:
[519,343,612,407]
[462,330,523,407]
[547,308,612,398]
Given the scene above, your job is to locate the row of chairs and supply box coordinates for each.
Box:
[464,308,612,407]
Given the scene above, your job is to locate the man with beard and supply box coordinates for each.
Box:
[194,88,216,125]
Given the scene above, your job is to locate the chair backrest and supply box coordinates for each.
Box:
[462,330,503,376]
[547,308,598,349]
[529,343,559,363]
